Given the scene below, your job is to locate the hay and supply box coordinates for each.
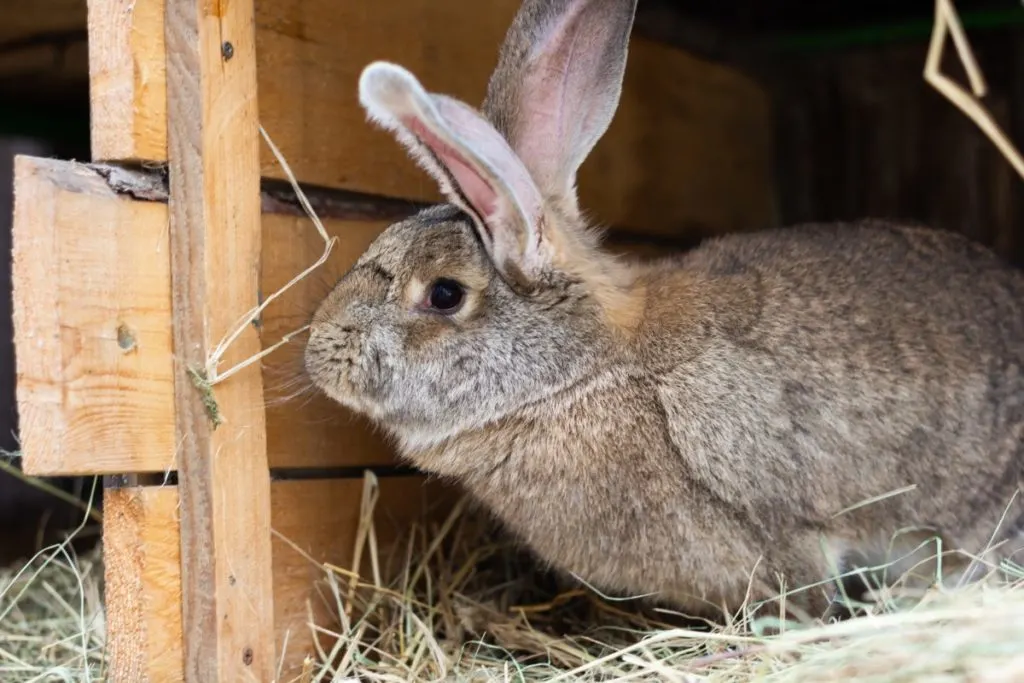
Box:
[286,474,1024,683]
[0,460,105,682]
[0,544,105,683]
[1,474,1023,683]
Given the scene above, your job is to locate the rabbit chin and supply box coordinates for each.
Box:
[310,366,470,448]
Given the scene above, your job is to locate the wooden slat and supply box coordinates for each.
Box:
[252,0,519,201]
[9,157,416,476]
[103,477,447,683]
[164,0,275,679]
[86,0,774,240]
[260,214,397,469]
[103,486,185,682]
[87,0,167,161]
[276,19,774,240]
[11,156,175,476]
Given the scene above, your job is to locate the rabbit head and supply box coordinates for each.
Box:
[305,0,642,449]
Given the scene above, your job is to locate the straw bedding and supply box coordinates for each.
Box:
[7,475,1022,683]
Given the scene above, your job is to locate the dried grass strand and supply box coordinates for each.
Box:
[924,0,1024,181]
[201,125,339,414]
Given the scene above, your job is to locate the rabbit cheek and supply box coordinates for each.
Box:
[351,338,395,402]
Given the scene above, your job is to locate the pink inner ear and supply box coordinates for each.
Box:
[403,115,499,220]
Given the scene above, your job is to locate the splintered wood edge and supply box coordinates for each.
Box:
[103,477,451,682]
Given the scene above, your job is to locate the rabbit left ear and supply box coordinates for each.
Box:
[359,62,553,291]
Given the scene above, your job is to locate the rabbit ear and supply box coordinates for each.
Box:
[482,0,638,213]
[359,62,552,290]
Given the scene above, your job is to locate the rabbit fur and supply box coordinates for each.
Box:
[305,0,1024,618]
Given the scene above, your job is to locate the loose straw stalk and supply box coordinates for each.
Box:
[198,126,338,416]
[924,0,1024,181]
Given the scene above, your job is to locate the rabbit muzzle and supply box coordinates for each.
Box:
[305,272,398,419]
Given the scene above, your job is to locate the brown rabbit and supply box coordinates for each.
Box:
[305,0,1024,618]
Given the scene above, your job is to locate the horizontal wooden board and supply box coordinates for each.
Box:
[260,214,399,469]
[103,476,452,683]
[578,40,776,238]
[266,4,775,240]
[11,157,403,475]
[87,0,775,240]
[12,155,177,476]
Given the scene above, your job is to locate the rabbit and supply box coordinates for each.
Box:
[304,0,1024,619]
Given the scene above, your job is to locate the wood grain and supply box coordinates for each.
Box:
[103,477,448,682]
[578,40,776,238]
[770,35,1024,268]
[9,156,424,475]
[87,0,167,161]
[103,486,184,682]
[164,0,275,679]
[11,156,176,476]
[85,0,774,240]
[260,214,398,469]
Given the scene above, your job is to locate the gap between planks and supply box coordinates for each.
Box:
[90,160,705,251]
[103,465,424,489]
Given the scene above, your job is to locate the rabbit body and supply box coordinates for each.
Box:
[305,0,1024,616]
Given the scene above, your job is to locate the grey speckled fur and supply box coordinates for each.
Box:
[305,0,1024,618]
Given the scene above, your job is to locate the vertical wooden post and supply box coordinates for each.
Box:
[164,0,275,681]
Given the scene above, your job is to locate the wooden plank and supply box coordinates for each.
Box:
[257,10,775,240]
[87,0,167,161]
[164,0,274,679]
[770,36,1024,268]
[103,477,447,682]
[258,5,775,239]
[261,214,398,469]
[11,156,176,476]
[9,157,423,476]
[85,0,774,239]
[103,486,184,682]
[252,0,519,200]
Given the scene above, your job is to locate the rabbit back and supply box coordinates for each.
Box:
[645,219,1024,577]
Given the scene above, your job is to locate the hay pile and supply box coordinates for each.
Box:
[294,483,1024,683]
[4,480,1024,683]
[0,537,105,681]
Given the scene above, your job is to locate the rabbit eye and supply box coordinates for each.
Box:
[427,278,465,313]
